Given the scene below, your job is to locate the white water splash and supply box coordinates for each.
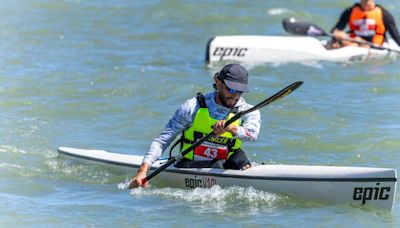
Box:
[267,8,292,16]
[127,185,283,212]
[0,145,27,154]
[117,177,131,190]
[0,163,22,169]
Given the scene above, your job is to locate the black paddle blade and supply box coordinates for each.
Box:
[282,17,327,36]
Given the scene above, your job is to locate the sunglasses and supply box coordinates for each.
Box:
[222,80,243,95]
[216,73,243,95]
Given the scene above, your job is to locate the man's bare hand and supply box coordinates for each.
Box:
[128,163,150,189]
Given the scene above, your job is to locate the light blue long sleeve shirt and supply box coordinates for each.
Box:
[142,92,261,165]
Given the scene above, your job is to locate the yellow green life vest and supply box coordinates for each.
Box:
[179,93,242,160]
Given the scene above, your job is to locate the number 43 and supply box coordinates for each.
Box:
[204,148,218,158]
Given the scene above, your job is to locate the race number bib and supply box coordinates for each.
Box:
[194,141,228,160]
[353,19,376,36]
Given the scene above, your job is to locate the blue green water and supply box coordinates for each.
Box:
[1,0,400,227]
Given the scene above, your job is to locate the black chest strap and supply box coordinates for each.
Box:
[196,92,207,108]
[169,92,206,158]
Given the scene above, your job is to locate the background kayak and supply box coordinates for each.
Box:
[206,35,400,64]
[1,0,400,227]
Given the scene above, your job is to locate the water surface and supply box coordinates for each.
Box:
[1,0,400,227]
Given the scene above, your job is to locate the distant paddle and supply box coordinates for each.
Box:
[282,17,400,54]
[135,81,303,186]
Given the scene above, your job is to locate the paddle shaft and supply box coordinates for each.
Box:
[326,32,400,53]
[143,81,303,184]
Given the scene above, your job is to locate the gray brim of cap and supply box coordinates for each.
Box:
[224,80,249,93]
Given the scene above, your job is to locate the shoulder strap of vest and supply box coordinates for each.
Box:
[196,92,207,108]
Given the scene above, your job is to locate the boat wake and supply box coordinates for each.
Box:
[125,184,284,212]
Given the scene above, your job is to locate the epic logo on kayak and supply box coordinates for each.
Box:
[353,183,391,204]
[184,176,217,189]
[213,47,248,60]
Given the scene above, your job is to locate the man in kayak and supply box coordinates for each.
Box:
[129,63,261,188]
[329,0,400,48]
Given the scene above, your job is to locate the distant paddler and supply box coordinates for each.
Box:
[329,0,400,48]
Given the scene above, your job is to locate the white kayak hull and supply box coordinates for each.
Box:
[206,35,400,64]
[57,147,397,210]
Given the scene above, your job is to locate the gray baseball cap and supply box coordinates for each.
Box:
[218,63,249,93]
